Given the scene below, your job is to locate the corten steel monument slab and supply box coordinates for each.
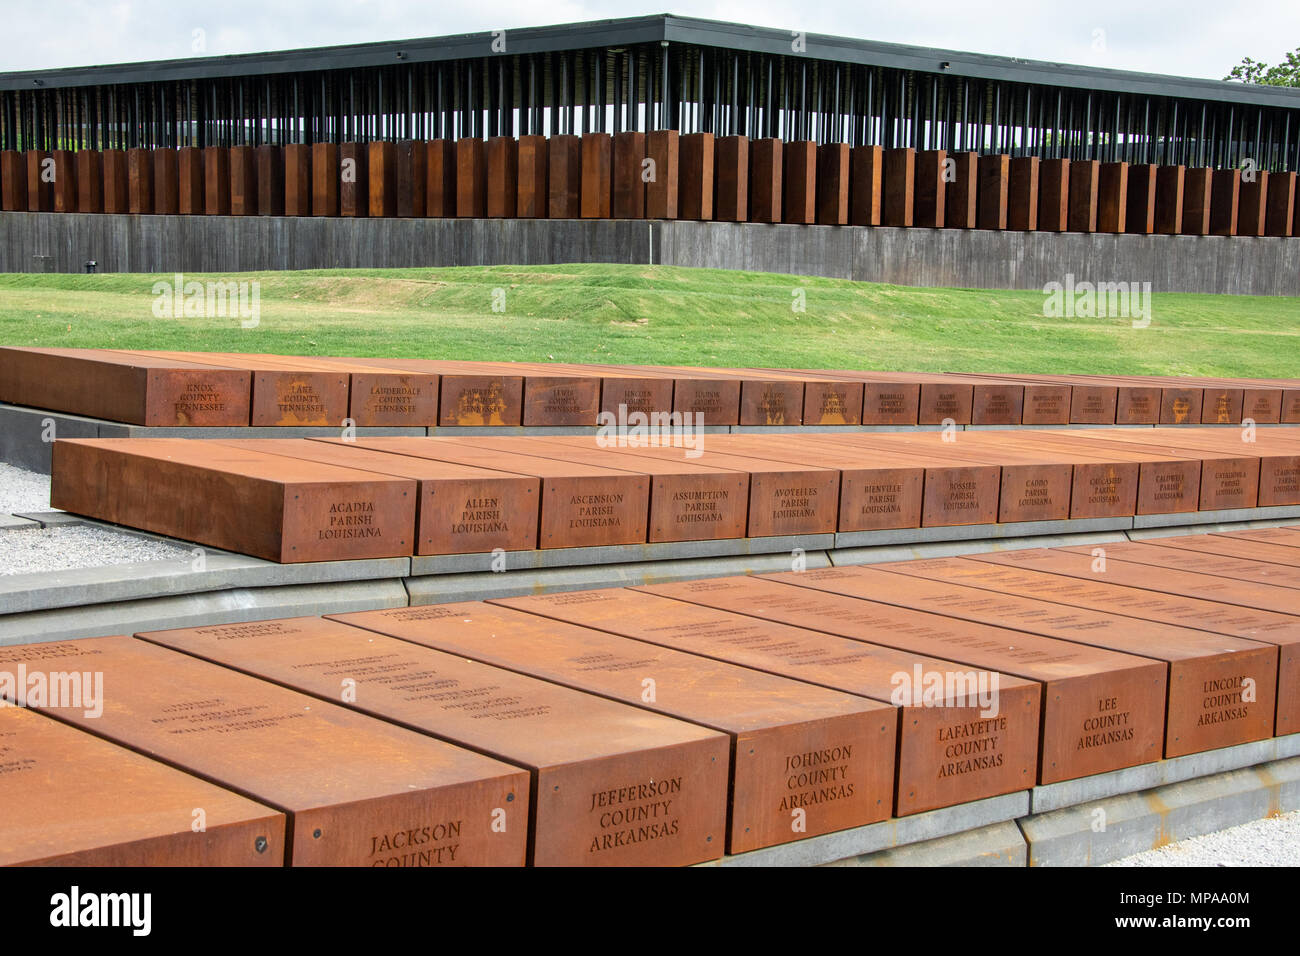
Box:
[312,142,341,217]
[738,378,804,427]
[774,563,1273,758]
[255,145,284,216]
[1265,171,1296,236]
[126,350,349,427]
[331,600,898,852]
[512,370,601,426]
[849,144,882,226]
[1062,540,1300,593]
[881,147,915,227]
[645,130,679,219]
[177,147,204,214]
[1210,169,1241,235]
[594,373,675,420]
[139,616,730,867]
[1067,159,1099,232]
[696,435,924,532]
[516,136,548,219]
[341,436,648,548]
[485,137,516,219]
[0,150,26,211]
[0,347,251,426]
[945,152,978,229]
[646,575,1160,782]
[1154,164,1184,235]
[886,554,1300,740]
[224,438,540,554]
[976,154,1010,230]
[25,150,53,212]
[284,144,311,216]
[456,137,486,217]
[1237,170,1268,237]
[128,148,154,215]
[490,587,1038,813]
[795,374,863,426]
[76,149,104,213]
[397,140,428,218]
[1007,157,1039,232]
[367,141,398,217]
[51,438,417,562]
[203,146,230,214]
[750,137,783,223]
[678,132,714,220]
[233,353,440,428]
[548,135,582,218]
[581,133,613,219]
[1096,162,1128,233]
[1034,160,1066,234]
[460,436,748,543]
[912,149,946,228]
[0,707,284,867]
[228,145,258,216]
[1125,164,1157,234]
[0,637,527,867]
[715,135,748,222]
[1182,167,1213,235]
[427,139,457,217]
[1137,531,1300,569]
[783,140,817,224]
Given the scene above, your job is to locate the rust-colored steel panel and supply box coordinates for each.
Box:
[0,706,284,867]
[349,370,438,426]
[1237,170,1268,237]
[1182,167,1213,235]
[344,436,648,548]
[916,381,973,425]
[254,144,284,216]
[646,575,1162,782]
[913,149,946,228]
[140,616,730,867]
[739,379,804,426]
[802,378,863,426]
[599,375,674,420]
[1125,163,1157,234]
[1265,171,1296,236]
[76,149,103,213]
[849,144,882,226]
[1240,388,1283,424]
[127,148,154,214]
[0,636,527,866]
[455,138,486,217]
[1007,157,1039,231]
[970,382,1025,425]
[645,130,679,219]
[101,149,128,213]
[1064,540,1300,592]
[51,438,417,562]
[284,144,311,216]
[715,135,749,222]
[437,371,523,426]
[886,553,1300,739]
[1067,159,1099,232]
[783,140,817,224]
[427,139,457,217]
[203,146,230,214]
[881,147,915,227]
[504,584,1039,811]
[944,151,978,229]
[1036,158,1070,232]
[177,146,203,214]
[547,135,581,218]
[1139,531,1300,568]
[313,142,342,217]
[1019,384,1071,424]
[25,150,52,211]
[750,137,783,223]
[223,438,539,554]
[515,135,547,218]
[519,374,601,426]
[580,133,612,219]
[678,132,714,220]
[1159,386,1204,424]
[0,346,251,426]
[229,145,258,216]
[49,151,77,212]
[1067,382,1118,424]
[672,376,741,425]
[453,435,747,543]
[859,380,921,425]
[1154,164,1184,235]
[976,154,1010,230]
[1111,385,1162,424]
[1200,387,1244,424]
[1210,169,1241,235]
[397,140,427,218]
[1096,161,1128,233]
[485,137,516,219]
[332,599,898,850]
[775,563,1273,759]
[0,150,26,211]
[367,141,397,217]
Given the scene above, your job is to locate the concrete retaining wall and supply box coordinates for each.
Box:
[3,211,1298,295]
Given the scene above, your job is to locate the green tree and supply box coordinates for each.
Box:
[1224,48,1300,86]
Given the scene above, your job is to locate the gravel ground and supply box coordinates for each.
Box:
[0,461,53,513]
[1,462,193,575]
[1106,811,1300,866]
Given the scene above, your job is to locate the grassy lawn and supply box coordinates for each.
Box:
[0,264,1296,377]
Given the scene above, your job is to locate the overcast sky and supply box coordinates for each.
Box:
[2,0,1298,82]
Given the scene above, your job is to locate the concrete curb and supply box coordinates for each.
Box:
[829,821,1027,867]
